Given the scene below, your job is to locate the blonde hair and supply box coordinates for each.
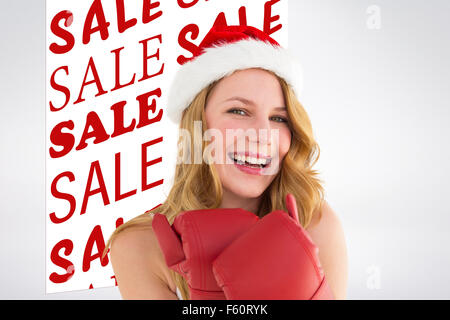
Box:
[104,69,324,300]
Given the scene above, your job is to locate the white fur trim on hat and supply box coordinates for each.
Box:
[166,38,303,125]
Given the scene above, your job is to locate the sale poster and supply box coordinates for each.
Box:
[46,0,288,294]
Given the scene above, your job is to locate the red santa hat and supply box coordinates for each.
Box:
[166,21,303,125]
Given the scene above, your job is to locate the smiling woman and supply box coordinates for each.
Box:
[104,21,348,300]
[204,68,293,213]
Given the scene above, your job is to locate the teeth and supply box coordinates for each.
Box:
[232,154,270,166]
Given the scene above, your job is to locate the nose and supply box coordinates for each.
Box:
[247,116,272,145]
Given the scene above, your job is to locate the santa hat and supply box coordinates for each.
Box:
[166,21,303,125]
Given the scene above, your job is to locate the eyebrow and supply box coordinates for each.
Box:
[223,96,287,111]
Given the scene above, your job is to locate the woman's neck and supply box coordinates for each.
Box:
[219,189,261,214]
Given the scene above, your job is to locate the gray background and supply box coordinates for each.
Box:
[0,0,449,299]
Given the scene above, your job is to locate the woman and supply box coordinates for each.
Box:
[104,23,348,300]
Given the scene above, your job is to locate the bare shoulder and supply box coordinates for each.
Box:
[306,201,344,238]
[306,201,348,299]
[109,218,178,299]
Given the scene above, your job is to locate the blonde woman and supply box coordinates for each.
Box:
[104,23,348,300]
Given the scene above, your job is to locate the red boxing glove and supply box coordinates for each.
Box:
[212,194,334,300]
[151,208,258,299]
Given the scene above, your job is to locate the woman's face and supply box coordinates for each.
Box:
[205,68,292,201]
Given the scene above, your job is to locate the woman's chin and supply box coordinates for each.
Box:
[223,180,267,200]
[216,163,273,198]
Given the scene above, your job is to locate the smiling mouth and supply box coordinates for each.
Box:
[227,152,272,169]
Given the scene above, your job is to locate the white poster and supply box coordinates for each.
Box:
[46,0,288,294]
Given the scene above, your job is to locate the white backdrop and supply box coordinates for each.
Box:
[1,0,450,299]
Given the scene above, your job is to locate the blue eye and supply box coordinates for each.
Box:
[227,108,288,124]
[227,108,247,116]
[271,116,288,123]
